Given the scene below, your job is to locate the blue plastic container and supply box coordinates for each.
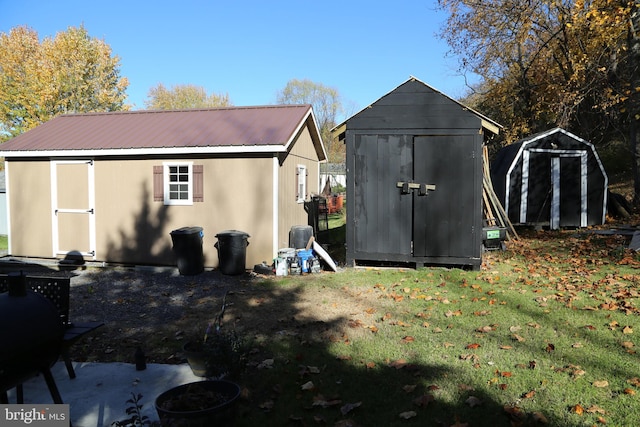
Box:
[297,249,314,273]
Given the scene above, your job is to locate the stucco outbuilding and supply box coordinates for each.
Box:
[0,105,326,270]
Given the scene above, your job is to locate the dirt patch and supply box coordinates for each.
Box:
[60,266,367,366]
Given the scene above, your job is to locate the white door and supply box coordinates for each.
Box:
[51,160,96,259]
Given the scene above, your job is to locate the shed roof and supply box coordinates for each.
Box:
[332,76,502,139]
[0,105,326,159]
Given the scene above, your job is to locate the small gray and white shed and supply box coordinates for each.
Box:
[491,128,608,229]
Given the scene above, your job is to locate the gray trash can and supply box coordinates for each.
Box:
[170,226,204,275]
[215,230,250,275]
[289,225,313,249]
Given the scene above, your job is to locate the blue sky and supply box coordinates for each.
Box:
[1,0,476,120]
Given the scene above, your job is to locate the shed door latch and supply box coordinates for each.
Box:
[397,181,436,196]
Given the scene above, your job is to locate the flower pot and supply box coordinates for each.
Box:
[155,380,241,427]
[182,341,209,377]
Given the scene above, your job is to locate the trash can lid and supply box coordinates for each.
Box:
[171,226,203,235]
[215,230,250,238]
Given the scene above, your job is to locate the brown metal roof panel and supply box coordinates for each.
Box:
[1,105,312,152]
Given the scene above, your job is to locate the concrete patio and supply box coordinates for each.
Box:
[5,361,201,427]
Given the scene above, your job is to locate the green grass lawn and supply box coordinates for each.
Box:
[237,229,640,426]
[0,235,7,251]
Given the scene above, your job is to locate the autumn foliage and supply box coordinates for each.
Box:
[0,25,129,141]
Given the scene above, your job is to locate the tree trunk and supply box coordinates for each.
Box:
[631,120,640,208]
[630,3,640,208]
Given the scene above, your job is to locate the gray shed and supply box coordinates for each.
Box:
[333,77,501,270]
[491,128,608,229]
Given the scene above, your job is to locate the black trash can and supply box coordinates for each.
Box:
[215,230,250,275]
[170,226,204,275]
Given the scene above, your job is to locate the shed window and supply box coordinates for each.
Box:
[153,162,203,205]
[296,164,308,203]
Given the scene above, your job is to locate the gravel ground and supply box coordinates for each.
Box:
[0,257,254,365]
[0,255,356,369]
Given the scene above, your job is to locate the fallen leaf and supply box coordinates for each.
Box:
[413,393,435,407]
[624,388,636,395]
[257,359,274,369]
[445,309,462,317]
[571,404,584,415]
[500,371,513,377]
[522,390,536,399]
[312,395,342,408]
[466,343,481,349]
[512,334,526,342]
[466,396,482,407]
[609,320,620,329]
[402,384,416,393]
[628,377,640,387]
[301,381,315,391]
[340,401,362,415]
[593,380,609,388]
[389,359,407,369]
[365,361,376,369]
[259,400,274,410]
[586,404,606,414]
[532,412,548,423]
[476,325,494,333]
[348,319,364,328]
[622,341,635,349]
[545,343,555,352]
[449,417,469,427]
[504,405,526,420]
[499,345,513,350]
[399,411,417,419]
[401,336,415,343]
[444,342,455,348]
[474,310,491,316]
[623,326,634,334]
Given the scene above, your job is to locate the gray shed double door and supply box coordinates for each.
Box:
[350,133,481,266]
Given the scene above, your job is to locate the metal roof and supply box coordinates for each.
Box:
[0,105,326,159]
[331,76,502,139]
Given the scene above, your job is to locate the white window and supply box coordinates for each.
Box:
[296,164,307,203]
[164,162,193,205]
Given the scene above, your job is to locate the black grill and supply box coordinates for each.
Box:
[0,272,65,404]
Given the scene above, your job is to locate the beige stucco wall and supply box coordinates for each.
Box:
[278,125,321,249]
[6,160,54,257]
[94,157,275,268]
